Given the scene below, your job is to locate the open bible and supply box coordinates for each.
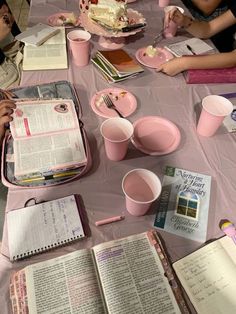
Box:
[9,99,87,182]
[10,231,188,314]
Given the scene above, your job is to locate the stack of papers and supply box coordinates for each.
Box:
[91,49,144,83]
[165,38,214,57]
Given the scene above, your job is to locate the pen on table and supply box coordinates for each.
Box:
[95,215,124,226]
[186,44,196,55]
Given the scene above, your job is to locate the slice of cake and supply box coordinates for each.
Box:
[88,0,128,30]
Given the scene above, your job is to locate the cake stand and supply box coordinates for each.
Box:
[80,9,146,49]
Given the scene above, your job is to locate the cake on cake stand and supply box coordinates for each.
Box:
[79,8,146,49]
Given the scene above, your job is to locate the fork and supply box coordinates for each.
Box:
[102,95,124,118]
[151,27,167,47]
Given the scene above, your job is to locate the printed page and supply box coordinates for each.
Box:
[7,195,85,261]
[25,249,106,313]
[173,236,236,314]
[15,23,60,46]
[22,28,68,70]
[13,129,87,177]
[10,99,79,139]
[93,233,181,314]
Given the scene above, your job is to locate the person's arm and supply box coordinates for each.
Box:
[191,0,224,16]
[168,7,236,38]
[0,99,16,144]
[158,50,236,76]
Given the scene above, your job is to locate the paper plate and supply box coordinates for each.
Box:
[47,12,80,28]
[135,47,174,68]
[131,116,181,155]
[90,88,137,118]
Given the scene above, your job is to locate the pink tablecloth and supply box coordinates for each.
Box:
[1,0,236,313]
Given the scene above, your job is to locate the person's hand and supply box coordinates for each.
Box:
[165,8,186,28]
[157,57,187,76]
[0,100,16,143]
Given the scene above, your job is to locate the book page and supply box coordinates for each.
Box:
[13,129,87,177]
[173,236,236,314]
[15,23,60,46]
[10,99,79,139]
[25,249,106,313]
[93,233,181,314]
[7,195,85,261]
[22,28,68,70]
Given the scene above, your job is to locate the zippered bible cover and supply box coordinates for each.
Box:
[1,80,92,188]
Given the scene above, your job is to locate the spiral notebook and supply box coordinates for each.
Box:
[7,195,85,261]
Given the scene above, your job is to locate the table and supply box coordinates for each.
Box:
[1,0,236,313]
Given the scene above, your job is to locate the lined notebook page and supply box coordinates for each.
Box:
[173,236,236,314]
[7,195,85,261]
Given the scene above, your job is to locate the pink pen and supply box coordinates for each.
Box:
[95,215,124,226]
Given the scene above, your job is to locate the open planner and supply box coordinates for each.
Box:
[7,195,85,261]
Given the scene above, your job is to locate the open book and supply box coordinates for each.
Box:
[15,23,60,46]
[10,231,189,314]
[9,99,87,181]
[7,195,85,261]
[22,27,68,70]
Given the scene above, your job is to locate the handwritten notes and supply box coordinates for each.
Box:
[7,195,85,261]
[173,237,236,313]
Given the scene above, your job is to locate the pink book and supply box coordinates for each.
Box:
[185,67,236,84]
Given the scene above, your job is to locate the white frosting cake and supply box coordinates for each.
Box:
[88,0,128,30]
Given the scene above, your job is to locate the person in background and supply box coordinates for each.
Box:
[159,3,236,76]
[0,1,24,89]
[182,0,236,52]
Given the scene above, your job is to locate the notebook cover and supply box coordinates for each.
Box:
[186,67,236,84]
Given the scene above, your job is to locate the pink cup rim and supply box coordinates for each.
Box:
[202,95,233,116]
[100,117,134,143]
[122,168,162,204]
[67,29,91,42]
[164,5,184,13]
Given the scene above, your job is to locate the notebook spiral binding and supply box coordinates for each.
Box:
[12,234,84,261]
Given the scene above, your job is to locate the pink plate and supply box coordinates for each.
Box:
[132,116,181,155]
[135,47,174,68]
[47,12,80,28]
[91,88,137,118]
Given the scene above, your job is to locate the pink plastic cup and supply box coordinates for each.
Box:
[100,118,134,161]
[163,6,184,38]
[197,95,233,137]
[159,0,170,8]
[122,169,162,216]
[67,30,91,66]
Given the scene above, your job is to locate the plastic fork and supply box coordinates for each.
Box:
[102,95,124,118]
[151,27,167,47]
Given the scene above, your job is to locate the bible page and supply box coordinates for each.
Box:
[173,236,236,314]
[92,232,181,314]
[25,249,106,314]
[10,99,79,139]
[13,129,87,177]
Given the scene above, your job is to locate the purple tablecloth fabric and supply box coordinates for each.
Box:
[1,0,236,313]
